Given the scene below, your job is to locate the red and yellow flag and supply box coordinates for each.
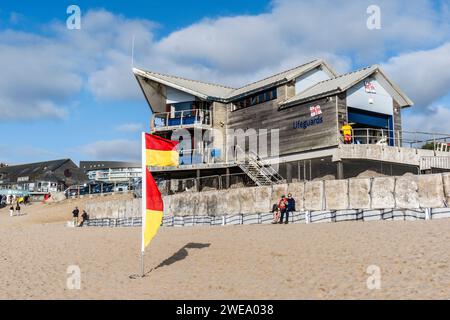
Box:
[143,168,164,248]
[142,133,179,251]
[145,133,179,167]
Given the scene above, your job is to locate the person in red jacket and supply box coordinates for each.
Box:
[277,195,288,224]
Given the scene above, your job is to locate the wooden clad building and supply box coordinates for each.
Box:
[133,59,414,189]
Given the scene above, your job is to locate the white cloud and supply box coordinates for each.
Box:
[403,105,450,134]
[0,10,155,119]
[74,139,140,161]
[154,0,449,85]
[1,0,449,126]
[116,122,144,133]
[383,43,450,109]
[0,144,62,165]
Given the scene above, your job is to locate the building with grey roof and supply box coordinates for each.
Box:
[0,159,87,195]
[132,58,449,192]
[79,161,141,183]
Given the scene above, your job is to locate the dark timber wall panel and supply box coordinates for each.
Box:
[393,101,402,146]
[337,93,347,133]
[227,88,340,156]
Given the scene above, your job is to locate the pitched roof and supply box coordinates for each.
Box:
[133,68,235,100]
[0,159,87,184]
[280,65,413,108]
[79,161,141,170]
[133,59,337,102]
[226,59,337,99]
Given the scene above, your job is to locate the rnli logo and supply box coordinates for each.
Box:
[293,105,324,129]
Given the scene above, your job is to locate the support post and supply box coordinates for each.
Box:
[305,211,310,224]
[337,161,344,180]
[196,169,201,192]
[140,132,147,278]
[425,208,432,220]
[140,251,145,278]
[286,162,292,184]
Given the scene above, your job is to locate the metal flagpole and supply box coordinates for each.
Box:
[140,132,147,277]
[131,35,136,67]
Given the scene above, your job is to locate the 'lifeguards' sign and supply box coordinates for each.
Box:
[293,105,324,129]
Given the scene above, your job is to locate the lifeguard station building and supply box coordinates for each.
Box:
[133,59,449,192]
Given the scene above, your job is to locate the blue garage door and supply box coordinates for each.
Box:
[348,107,394,146]
[348,107,389,128]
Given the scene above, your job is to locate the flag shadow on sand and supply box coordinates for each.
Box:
[156,242,210,269]
[143,243,210,276]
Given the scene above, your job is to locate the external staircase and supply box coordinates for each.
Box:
[234,146,284,186]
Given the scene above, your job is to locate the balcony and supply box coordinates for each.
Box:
[151,109,211,132]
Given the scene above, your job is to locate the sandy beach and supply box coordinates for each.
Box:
[1,197,449,300]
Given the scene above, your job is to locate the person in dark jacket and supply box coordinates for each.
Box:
[72,207,79,226]
[281,193,296,224]
[78,210,89,227]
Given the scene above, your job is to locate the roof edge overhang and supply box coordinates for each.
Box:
[373,67,414,108]
[133,67,221,102]
[227,59,338,102]
[227,79,289,102]
[279,88,342,110]
[280,65,414,110]
[335,65,413,108]
[285,58,338,82]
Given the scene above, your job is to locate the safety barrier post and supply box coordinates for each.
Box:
[305,211,310,224]
[425,208,432,220]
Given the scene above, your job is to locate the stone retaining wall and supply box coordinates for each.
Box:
[85,173,450,219]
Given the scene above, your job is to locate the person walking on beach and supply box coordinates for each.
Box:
[282,193,296,224]
[9,205,14,217]
[15,203,21,216]
[72,207,79,226]
[277,195,288,224]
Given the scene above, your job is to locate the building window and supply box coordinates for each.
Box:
[271,88,277,99]
[232,87,278,111]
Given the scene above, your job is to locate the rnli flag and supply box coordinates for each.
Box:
[141,133,179,250]
[145,133,179,167]
[143,168,164,248]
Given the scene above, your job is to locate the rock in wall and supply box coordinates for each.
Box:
[394,175,419,209]
[325,180,348,210]
[371,177,395,209]
[348,178,371,209]
[417,174,446,208]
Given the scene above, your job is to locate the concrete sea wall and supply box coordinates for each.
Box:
[84,173,450,226]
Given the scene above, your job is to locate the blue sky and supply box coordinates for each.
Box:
[0,0,449,165]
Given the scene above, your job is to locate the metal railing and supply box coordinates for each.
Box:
[64,180,136,199]
[174,145,246,166]
[163,172,256,194]
[152,109,211,129]
[233,145,284,186]
[420,156,450,170]
[178,148,214,165]
[340,128,450,150]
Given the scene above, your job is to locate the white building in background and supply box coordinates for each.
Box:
[79,161,141,183]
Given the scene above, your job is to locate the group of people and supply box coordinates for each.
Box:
[272,193,296,224]
[9,202,22,217]
[1,194,30,206]
[71,206,89,227]
[2,195,26,217]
